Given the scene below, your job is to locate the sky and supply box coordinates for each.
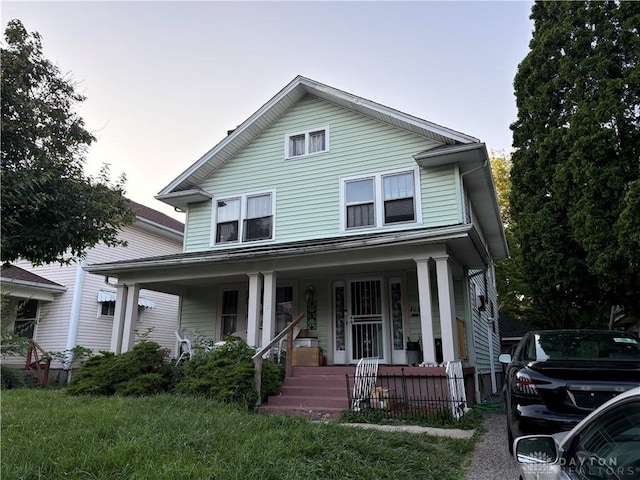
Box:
[2,1,534,221]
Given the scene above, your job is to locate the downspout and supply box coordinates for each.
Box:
[65,257,86,380]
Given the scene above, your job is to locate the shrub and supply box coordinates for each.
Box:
[1,366,25,390]
[175,338,282,408]
[66,341,175,396]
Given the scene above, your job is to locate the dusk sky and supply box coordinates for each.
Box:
[2,1,534,220]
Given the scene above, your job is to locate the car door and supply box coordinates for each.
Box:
[559,396,640,479]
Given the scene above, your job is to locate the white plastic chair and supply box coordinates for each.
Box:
[175,328,195,363]
[276,325,301,364]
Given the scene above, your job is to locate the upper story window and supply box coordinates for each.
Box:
[342,167,420,231]
[214,190,275,245]
[285,126,329,159]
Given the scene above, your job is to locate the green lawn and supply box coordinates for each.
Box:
[2,389,478,480]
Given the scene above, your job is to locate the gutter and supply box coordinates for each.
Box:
[84,224,475,274]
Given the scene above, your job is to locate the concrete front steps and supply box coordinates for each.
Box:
[259,366,356,419]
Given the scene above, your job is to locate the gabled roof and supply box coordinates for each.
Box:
[1,264,67,300]
[156,75,480,209]
[499,314,539,340]
[129,200,184,234]
[0,264,63,287]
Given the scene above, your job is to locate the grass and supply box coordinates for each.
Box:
[2,389,478,480]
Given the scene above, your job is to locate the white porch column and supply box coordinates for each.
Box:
[120,284,140,353]
[261,271,277,349]
[246,273,262,348]
[415,258,436,363]
[434,256,458,362]
[110,284,128,353]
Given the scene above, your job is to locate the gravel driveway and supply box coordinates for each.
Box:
[466,413,520,480]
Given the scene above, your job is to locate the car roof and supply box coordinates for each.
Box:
[529,329,638,337]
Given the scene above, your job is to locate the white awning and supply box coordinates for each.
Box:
[97,290,155,309]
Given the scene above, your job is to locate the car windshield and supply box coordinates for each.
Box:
[524,331,640,362]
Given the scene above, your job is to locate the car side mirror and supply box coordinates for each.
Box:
[514,435,559,464]
[498,353,512,364]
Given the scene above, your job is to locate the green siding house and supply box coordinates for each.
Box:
[86,76,508,401]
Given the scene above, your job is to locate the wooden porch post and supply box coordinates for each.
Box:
[415,258,436,363]
[261,271,277,350]
[434,256,458,362]
[110,284,128,354]
[121,284,140,353]
[246,273,262,348]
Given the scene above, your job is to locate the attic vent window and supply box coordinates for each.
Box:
[285,126,329,159]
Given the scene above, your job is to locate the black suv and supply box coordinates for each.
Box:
[500,329,640,453]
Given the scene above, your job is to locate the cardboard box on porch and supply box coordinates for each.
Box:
[292,346,321,367]
[370,386,397,411]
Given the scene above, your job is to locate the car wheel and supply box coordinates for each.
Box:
[507,419,514,455]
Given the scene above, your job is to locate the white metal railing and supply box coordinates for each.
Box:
[445,360,468,420]
[351,357,379,411]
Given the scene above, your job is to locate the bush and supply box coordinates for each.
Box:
[1,366,25,390]
[66,341,175,396]
[175,338,282,408]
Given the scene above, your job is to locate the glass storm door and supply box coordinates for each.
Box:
[348,279,387,363]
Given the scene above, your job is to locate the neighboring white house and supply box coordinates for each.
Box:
[1,201,184,381]
[84,76,509,399]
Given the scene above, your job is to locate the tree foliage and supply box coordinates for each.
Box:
[491,153,532,323]
[1,19,135,266]
[510,1,640,328]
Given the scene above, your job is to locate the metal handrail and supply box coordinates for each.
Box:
[252,312,304,407]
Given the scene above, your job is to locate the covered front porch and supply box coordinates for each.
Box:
[86,225,490,371]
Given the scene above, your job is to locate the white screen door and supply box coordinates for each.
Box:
[348,279,387,363]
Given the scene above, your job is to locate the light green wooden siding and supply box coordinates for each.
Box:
[184,94,462,251]
[180,287,216,338]
[184,202,212,253]
[422,165,462,227]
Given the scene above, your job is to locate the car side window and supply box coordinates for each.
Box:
[563,400,640,479]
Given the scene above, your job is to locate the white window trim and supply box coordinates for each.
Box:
[339,166,422,233]
[211,189,277,247]
[284,125,330,159]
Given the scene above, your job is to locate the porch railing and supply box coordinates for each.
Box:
[25,340,51,387]
[346,366,469,422]
[251,312,304,408]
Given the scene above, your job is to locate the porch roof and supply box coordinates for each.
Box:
[0,264,67,301]
[84,224,488,293]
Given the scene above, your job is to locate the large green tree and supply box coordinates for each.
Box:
[1,19,135,266]
[491,152,533,323]
[510,1,640,328]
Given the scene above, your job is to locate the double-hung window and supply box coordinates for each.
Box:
[215,191,274,245]
[342,168,419,230]
[244,193,272,241]
[285,127,329,158]
[346,178,375,228]
[383,172,415,223]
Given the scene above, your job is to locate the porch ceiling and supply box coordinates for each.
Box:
[85,225,489,295]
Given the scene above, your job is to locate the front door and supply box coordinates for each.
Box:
[348,279,387,363]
